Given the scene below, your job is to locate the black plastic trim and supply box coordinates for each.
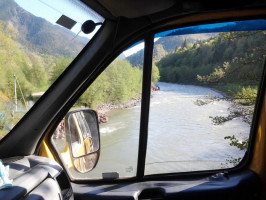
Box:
[137,35,154,180]
[72,170,262,200]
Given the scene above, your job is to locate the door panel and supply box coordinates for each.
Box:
[72,170,261,200]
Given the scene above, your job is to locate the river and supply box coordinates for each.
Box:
[57,82,252,179]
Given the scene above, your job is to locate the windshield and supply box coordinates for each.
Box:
[0,0,104,139]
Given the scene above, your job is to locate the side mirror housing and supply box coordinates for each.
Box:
[65,109,100,173]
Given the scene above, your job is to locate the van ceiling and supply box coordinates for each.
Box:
[81,0,266,19]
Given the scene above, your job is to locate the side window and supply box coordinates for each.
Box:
[52,42,144,179]
[145,20,266,175]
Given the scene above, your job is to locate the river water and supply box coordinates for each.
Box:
[83,82,250,179]
[55,82,251,179]
[145,82,250,175]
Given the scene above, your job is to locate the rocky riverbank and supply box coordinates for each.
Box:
[194,91,254,126]
[97,95,141,124]
[97,85,160,123]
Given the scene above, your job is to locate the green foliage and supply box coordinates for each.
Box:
[152,64,160,84]
[0,20,74,139]
[157,31,265,89]
[0,115,6,130]
[224,135,248,151]
[26,53,49,87]
[0,21,33,98]
[224,132,249,167]
[234,86,257,105]
[156,31,265,111]
[50,57,72,83]
[0,20,60,102]
[181,38,187,49]
[197,62,230,83]
[210,111,242,125]
[78,59,143,109]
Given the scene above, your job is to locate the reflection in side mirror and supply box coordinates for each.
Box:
[65,109,100,173]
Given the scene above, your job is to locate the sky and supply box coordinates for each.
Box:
[123,38,160,57]
[123,42,145,57]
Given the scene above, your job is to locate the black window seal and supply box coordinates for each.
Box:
[137,34,155,180]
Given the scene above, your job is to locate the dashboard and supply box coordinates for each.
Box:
[0,155,261,200]
[0,156,73,200]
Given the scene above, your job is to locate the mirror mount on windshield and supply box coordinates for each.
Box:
[81,20,103,34]
[65,109,100,173]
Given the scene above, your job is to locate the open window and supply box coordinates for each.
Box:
[146,19,266,175]
[52,41,145,180]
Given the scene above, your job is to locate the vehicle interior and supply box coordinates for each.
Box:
[0,0,266,199]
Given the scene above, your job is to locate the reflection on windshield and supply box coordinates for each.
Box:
[156,20,266,38]
[0,0,104,139]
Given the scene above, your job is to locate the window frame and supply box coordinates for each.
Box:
[47,17,266,184]
[47,36,149,182]
[144,23,266,178]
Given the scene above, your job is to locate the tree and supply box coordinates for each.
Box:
[181,38,187,49]
[50,57,72,83]
[153,44,167,62]
[152,64,160,83]
[157,31,265,87]
[77,59,143,109]
[197,62,230,83]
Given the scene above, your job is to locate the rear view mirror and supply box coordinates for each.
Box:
[65,109,100,173]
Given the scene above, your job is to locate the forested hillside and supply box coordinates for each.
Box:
[0,19,76,101]
[157,31,266,100]
[0,18,76,135]
[0,0,157,136]
[0,0,90,103]
[0,0,87,57]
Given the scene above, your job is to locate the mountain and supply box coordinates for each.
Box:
[126,33,214,67]
[0,0,93,101]
[127,20,266,67]
[0,0,88,57]
[156,31,266,85]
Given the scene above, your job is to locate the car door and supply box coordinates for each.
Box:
[42,14,266,200]
[1,1,266,200]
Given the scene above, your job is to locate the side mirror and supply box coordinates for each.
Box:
[65,109,100,173]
